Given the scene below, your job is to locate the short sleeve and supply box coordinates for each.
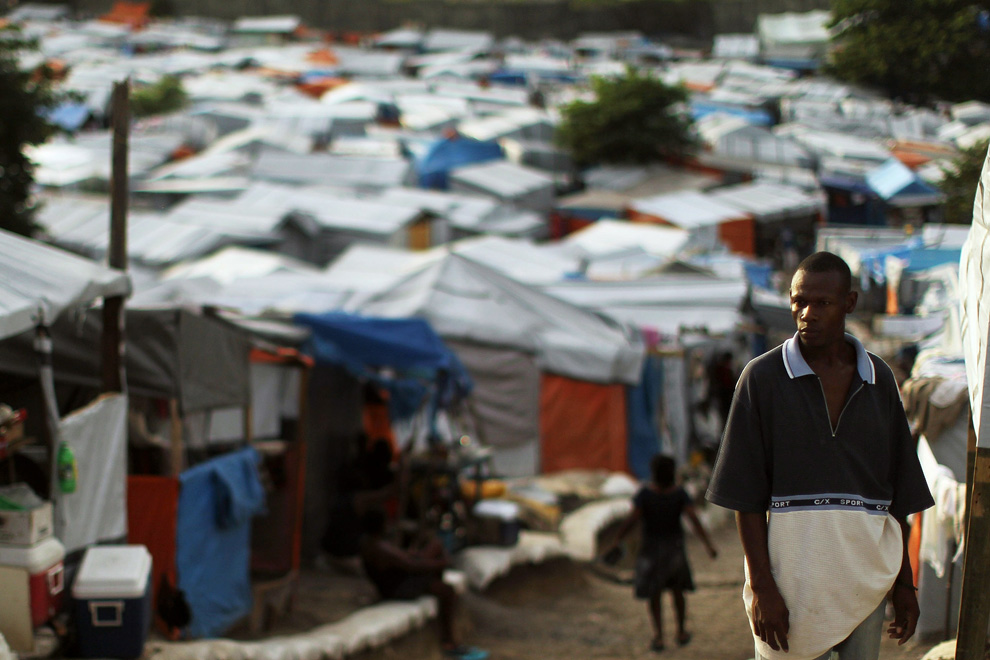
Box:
[705,364,772,512]
[882,365,935,517]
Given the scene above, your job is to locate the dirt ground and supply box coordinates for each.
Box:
[232,517,944,660]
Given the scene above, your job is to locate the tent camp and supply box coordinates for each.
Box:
[353,253,645,477]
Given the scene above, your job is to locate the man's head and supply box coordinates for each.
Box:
[650,454,676,488]
[790,251,857,348]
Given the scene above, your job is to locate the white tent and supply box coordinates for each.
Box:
[0,230,131,339]
[354,253,643,385]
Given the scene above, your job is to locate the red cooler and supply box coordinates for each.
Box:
[0,537,65,651]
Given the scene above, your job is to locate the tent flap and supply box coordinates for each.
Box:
[540,374,628,474]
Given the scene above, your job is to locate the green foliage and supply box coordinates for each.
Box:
[0,27,63,237]
[939,139,989,224]
[827,0,990,103]
[555,67,695,167]
[130,76,188,118]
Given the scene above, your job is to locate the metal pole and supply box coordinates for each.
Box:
[102,78,129,393]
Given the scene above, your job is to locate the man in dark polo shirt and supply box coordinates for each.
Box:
[706,251,933,660]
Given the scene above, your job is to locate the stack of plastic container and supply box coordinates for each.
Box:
[0,484,65,654]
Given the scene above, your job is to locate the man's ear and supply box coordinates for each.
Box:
[845,290,858,314]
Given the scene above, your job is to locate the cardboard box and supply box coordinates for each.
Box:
[0,503,53,546]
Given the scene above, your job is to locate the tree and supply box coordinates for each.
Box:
[827,0,990,104]
[130,76,188,118]
[0,27,63,236]
[939,139,988,224]
[555,67,695,167]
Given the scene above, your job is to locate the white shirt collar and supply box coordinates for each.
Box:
[781,332,876,384]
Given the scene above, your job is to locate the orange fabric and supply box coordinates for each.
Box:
[127,475,179,635]
[250,346,313,367]
[909,511,922,586]
[718,218,756,255]
[539,374,628,474]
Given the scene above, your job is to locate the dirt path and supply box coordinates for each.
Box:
[358,520,937,660]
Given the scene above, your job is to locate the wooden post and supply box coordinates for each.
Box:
[102,79,129,393]
[955,335,990,660]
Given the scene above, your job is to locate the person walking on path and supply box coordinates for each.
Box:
[602,453,718,653]
[706,251,934,660]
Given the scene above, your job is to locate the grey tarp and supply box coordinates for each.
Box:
[446,339,541,477]
[0,307,250,414]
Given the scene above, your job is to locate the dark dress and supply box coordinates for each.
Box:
[633,485,695,599]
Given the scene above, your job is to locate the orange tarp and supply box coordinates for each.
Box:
[128,475,179,635]
[307,48,339,65]
[718,218,756,256]
[540,374,628,474]
[100,1,150,28]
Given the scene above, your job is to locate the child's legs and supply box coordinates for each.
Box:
[671,589,687,635]
[649,592,663,641]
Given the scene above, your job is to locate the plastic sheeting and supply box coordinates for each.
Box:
[356,253,645,385]
[960,146,990,444]
[57,393,128,553]
[0,308,251,415]
[540,375,628,475]
[415,135,504,189]
[0,229,130,341]
[128,475,180,635]
[626,356,663,480]
[177,447,266,639]
[446,340,540,477]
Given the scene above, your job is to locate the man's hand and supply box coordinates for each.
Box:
[751,583,790,652]
[888,583,919,645]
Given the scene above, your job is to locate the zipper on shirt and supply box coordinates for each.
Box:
[816,378,865,437]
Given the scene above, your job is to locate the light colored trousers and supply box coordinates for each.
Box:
[755,601,886,660]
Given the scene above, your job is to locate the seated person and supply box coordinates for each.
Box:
[358,509,487,660]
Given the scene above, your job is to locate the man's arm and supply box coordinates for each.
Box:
[737,511,789,652]
[887,515,919,645]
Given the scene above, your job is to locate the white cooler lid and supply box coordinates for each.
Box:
[0,536,64,572]
[73,545,152,599]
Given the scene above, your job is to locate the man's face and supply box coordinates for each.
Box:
[789,269,857,348]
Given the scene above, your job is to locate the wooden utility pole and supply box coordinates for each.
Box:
[955,325,990,660]
[102,79,129,393]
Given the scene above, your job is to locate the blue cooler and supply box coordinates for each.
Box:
[72,545,152,659]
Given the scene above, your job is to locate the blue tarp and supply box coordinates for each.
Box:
[294,312,472,422]
[626,355,663,480]
[42,102,90,131]
[690,99,774,126]
[415,135,504,189]
[177,447,266,639]
[903,247,962,273]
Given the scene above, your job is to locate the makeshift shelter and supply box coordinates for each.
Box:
[449,160,556,214]
[354,253,644,477]
[820,158,946,227]
[290,312,472,559]
[627,190,752,254]
[415,135,504,189]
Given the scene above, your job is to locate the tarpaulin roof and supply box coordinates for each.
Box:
[294,312,461,373]
[354,253,645,384]
[0,307,252,414]
[415,135,504,189]
[0,229,131,340]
